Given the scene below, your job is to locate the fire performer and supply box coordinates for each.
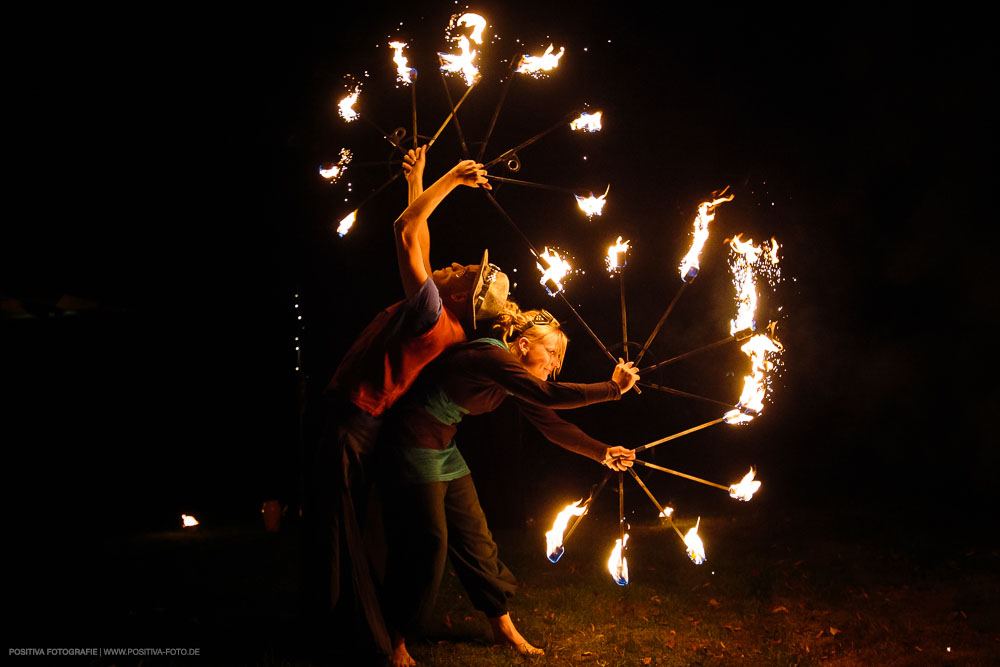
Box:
[307,147,509,657]
[381,308,638,664]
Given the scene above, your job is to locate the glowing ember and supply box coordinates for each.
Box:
[576,185,609,218]
[606,236,630,273]
[607,533,629,585]
[570,111,602,132]
[517,44,565,77]
[338,85,361,123]
[545,499,586,562]
[728,467,762,501]
[438,13,487,86]
[388,41,415,84]
[537,247,573,295]
[337,210,357,237]
[319,148,353,183]
[658,507,674,518]
[684,518,706,565]
[725,334,783,424]
[181,514,199,528]
[678,193,734,282]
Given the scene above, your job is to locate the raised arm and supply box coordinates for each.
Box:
[394,156,491,298]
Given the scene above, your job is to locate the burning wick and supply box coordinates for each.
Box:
[438,13,487,86]
[684,518,706,565]
[607,533,629,585]
[570,111,602,133]
[388,41,415,84]
[337,210,357,237]
[606,236,630,273]
[516,44,565,77]
[724,334,783,424]
[537,247,572,295]
[319,148,353,183]
[181,514,199,528]
[658,507,674,518]
[545,499,586,562]
[338,85,361,123]
[728,467,761,501]
[678,193,734,283]
[576,185,609,218]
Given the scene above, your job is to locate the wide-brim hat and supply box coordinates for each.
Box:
[470,249,510,329]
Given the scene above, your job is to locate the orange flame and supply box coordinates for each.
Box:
[607,533,629,585]
[728,467,762,501]
[545,499,586,562]
[338,85,360,123]
[319,148,353,182]
[678,194,734,282]
[517,44,565,77]
[388,41,414,84]
[684,518,706,564]
[181,514,199,528]
[606,236,630,273]
[337,210,357,237]
[438,13,487,86]
[658,506,674,518]
[537,247,573,295]
[576,185,609,218]
[570,111,602,132]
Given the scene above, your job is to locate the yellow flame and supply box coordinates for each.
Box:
[338,85,360,122]
[319,148,353,182]
[678,194,734,281]
[728,467,762,501]
[388,41,414,84]
[439,13,487,86]
[537,247,572,295]
[684,518,706,564]
[337,210,357,237]
[725,334,783,423]
[576,185,609,218]
[545,499,586,559]
[517,44,565,77]
[181,514,199,528]
[607,533,629,584]
[659,506,674,518]
[570,111,602,132]
[606,236,630,272]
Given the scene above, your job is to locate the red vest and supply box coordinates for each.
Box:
[329,302,466,417]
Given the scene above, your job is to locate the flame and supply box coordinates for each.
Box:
[319,148,353,182]
[659,507,674,518]
[684,518,706,564]
[338,85,361,122]
[517,44,565,77]
[725,334,783,423]
[181,514,199,528]
[337,210,357,237]
[728,467,762,501]
[606,236,630,273]
[537,247,573,295]
[607,533,629,585]
[438,13,487,86]
[388,41,415,84]
[576,185,609,218]
[678,194,734,282]
[545,499,586,562]
[570,111,602,132]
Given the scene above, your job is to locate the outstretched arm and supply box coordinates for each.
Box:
[394,156,490,298]
[514,399,635,470]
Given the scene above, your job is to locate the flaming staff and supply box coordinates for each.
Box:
[388,41,418,148]
[483,109,589,170]
[545,499,586,562]
[611,472,628,584]
[607,236,631,360]
[576,185,609,218]
[335,171,404,237]
[570,111,602,133]
[546,472,613,562]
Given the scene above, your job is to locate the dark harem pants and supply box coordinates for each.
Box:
[383,472,518,635]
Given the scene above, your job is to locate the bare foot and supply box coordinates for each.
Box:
[488,613,544,657]
[390,633,416,667]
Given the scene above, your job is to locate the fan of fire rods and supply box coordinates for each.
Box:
[322,12,785,584]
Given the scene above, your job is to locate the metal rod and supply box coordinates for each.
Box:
[362,116,404,153]
[635,281,688,365]
[438,62,471,158]
[352,160,403,167]
[427,84,475,148]
[636,382,732,408]
[631,459,730,492]
[411,78,418,149]
[485,175,577,194]
[633,417,727,453]
[481,189,540,257]
[561,471,612,546]
[556,291,617,365]
[618,471,625,573]
[639,330,751,374]
[483,110,578,170]
[477,55,521,162]
[620,271,629,362]
[626,468,685,540]
[344,171,403,219]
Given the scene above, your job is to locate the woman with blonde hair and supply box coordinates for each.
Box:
[382,301,638,666]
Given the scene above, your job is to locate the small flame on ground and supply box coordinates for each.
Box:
[606,236,630,273]
[545,499,586,562]
[576,185,609,218]
[337,210,357,237]
[537,247,573,295]
[439,13,487,86]
[181,514,199,528]
[728,467,762,501]
[338,85,361,122]
[678,193,734,282]
[570,111,602,132]
[607,533,629,585]
[517,44,565,77]
[684,518,706,564]
[659,507,674,518]
[388,41,415,84]
[319,148,353,182]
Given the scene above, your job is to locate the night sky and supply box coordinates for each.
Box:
[5,3,993,614]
